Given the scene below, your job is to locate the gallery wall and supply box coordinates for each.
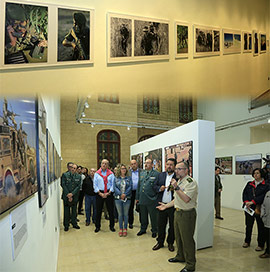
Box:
[0,0,269,97]
[215,142,270,211]
[131,120,215,250]
[0,96,61,272]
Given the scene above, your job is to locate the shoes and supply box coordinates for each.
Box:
[215,216,224,220]
[123,229,127,237]
[180,268,195,272]
[152,233,157,238]
[94,228,100,233]
[137,231,146,236]
[168,257,185,263]
[78,212,84,215]
[85,222,90,226]
[168,244,175,252]
[259,253,270,258]
[110,227,116,232]
[64,227,69,232]
[129,224,133,229]
[73,225,80,229]
[255,246,264,251]
[119,229,123,237]
[242,242,250,248]
[152,243,164,250]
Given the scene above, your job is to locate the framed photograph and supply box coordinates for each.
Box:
[131,153,143,169]
[193,25,220,57]
[0,97,38,215]
[253,30,259,56]
[144,148,162,172]
[53,144,58,180]
[37,97,48,207]
[3,1,48,66]
[57,7,94,63]
[223,29,241,54]
[242,31,252,53]
[46,128,54,183]
[175,22,189,58]
[107,12,169,63]
[235,154,262,175]
[165,141,193,177]
[215,156,233,175]
[259,33,266,53]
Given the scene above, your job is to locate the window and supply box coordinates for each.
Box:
[143,96,159,114]
[97,130,120,169]
[98,94,119,104]
[179,99,193,123]
[138,135,155,142]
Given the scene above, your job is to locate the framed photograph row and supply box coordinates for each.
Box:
[0,96,61,215]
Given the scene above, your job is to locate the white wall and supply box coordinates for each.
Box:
[131,120,215,249]
[0,0,269,97]
[0,96,61,272]
[216,142,270,210]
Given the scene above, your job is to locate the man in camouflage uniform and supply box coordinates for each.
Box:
[157,161,198,272]
[61,164,81,231]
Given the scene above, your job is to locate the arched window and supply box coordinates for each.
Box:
[138,135,155,142]
[97,130,120,169]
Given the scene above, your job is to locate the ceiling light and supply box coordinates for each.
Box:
[91,123,95,128]
[127,126,131,130]
[81,112,86,118]
[268,118,270,124]
[85,102,89,108]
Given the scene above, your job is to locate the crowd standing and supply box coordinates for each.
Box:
[60,158,270,272]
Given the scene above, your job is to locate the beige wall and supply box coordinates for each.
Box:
[250,124,270,144]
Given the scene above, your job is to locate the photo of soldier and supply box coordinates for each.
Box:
[196,28,213,52]
[144,149,162,172]
[134,20,168,57]
[235,154,262,175]
[214,30,220,52]
[131,153,143,169]
[58,8,90,61]
[215,156,233,175]
[5,3,48,65]
[176,24,188,54]
[260,34,266,52]
[110,17,132,58]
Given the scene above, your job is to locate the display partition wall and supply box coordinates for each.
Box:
[130,120,215,249]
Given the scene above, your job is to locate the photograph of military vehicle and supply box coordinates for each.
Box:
[0,98,37,215]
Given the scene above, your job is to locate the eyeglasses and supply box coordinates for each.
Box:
[176,168,187,171]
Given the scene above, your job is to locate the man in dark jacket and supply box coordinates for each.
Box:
[152,158,176,252]
[215,167,223,220]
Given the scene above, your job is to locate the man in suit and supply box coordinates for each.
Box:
[152,158,176,252]
[215,166,223,220]
[136,158,159,237]
[128,159,141,229]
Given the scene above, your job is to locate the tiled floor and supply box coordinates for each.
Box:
[57,208,269,272]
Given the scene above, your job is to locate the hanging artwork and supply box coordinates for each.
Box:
[253,31,259,56]
[108,13,169,63]
[131,153,143,169]
[144,149,162,172]
[242,31,252,53]
[235,154,262,175]
[193,25,220,57]
[259,33,266,53]
[164,141,193,177]
[0,97,37,215]
[46,129,54,183]
[215,156,233,175]
[175,22,189,58]
[223,29,241,54]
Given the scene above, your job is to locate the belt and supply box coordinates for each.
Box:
[175,208,195,212]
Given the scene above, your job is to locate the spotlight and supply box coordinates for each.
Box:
[268,118,270,124]
[91,123,95,128]
[81,112,86,118]
[127,126,131,130]
[85,102,89,108]
[79,120,83,124]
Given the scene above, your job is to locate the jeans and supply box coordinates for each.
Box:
[85,195,96,223]
[115,199,131,229]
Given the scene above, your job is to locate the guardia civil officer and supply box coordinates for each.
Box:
[157,161,198,272]
[61,164,81,231]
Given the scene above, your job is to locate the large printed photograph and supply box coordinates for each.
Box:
[223,29,241,54]
[175,22,189,58]
[243,32,252,53]
[215,156,233,175]
[58,8,91,62]
[46,129,54,183]
[4,2,48,65]
[131,153,143,169]
[0,97,37,215]
[144,148,162,172]
[165,141,193,177]
[235,154,262,175]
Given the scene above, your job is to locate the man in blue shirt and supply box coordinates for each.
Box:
[94,159,115,233]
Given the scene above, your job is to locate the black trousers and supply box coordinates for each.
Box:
[157,206,175,245]
[264,227,270,254]
[128,190,136,225]
[244,211,265,247]
[95,194,115,229]
[78,190,84,213]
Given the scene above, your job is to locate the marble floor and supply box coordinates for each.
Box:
[57,207,270,272]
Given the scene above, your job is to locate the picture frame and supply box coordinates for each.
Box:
[107,12,169,63]
[46,128,54,183]
[175,21,189,59]
[0,97,38,215]
[144,148,162,172]
[193,24,220,57]
[242,31,252,53]
[131,153,143,169]
[235,154,262,175]
[215,156,233,175]
[164,141,193,177]
[223,29,241,54]
[253,30,259,56]
[259,33,266,53]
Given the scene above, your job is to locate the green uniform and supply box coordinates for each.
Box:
[174,175,198,271]
[136,169,159,234]
[61,171,81,228]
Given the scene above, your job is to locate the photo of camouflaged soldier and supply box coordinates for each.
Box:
[5,3,48,65]
[58,8,90,61]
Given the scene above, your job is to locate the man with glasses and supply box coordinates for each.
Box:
[157,161,198,272]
